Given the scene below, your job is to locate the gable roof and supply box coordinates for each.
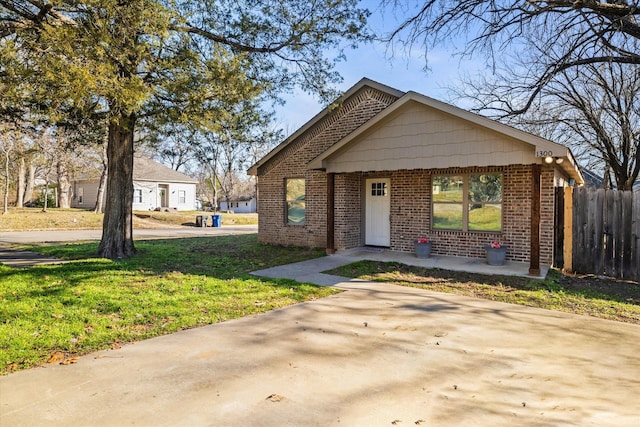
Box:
[250,78,583,184]
[133,157,197,184]
[247,78,404,176]
[307,90,583,183]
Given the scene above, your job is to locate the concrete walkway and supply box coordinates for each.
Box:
[1,251,639,426]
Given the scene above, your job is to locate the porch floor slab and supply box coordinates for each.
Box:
[339,247,548,279]
[252,248,548,288]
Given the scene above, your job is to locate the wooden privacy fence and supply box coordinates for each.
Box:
[554,187,640,281]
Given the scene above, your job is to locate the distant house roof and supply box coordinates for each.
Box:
[133,157,197,184]
[580,169,604,189]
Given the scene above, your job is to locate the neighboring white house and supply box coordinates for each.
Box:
[219,197,257,213]
[71,157,198,211]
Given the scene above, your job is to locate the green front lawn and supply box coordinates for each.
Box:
[0,235,335,374]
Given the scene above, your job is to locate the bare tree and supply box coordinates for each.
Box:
[57,156,71,208]
[385,0,640,112]
[0,127,14,214]
[542,64,639,190]
[15,155,25,207]
[453,30,640,190]
[23,160,35,205]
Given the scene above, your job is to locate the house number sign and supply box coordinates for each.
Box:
[536,150,553,157]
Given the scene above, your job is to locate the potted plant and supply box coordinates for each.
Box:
[484,241,507,266]
[414,237,432,259]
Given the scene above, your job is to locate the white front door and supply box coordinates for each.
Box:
[365,178,391,246]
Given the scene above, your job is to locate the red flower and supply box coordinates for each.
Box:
[490,241,501,248]
[417,237,429,244]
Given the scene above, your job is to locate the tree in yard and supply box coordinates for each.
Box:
[1,1,370,258]
[196,99,281,210]
[142,123,198,174]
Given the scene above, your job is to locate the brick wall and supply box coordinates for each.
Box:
[334,173,362,250]
[383,166,530,262]
[257,88,399,247]
[331,165,556,264]
[540,166,556,265]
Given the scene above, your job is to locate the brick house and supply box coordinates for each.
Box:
[248,78,583,273]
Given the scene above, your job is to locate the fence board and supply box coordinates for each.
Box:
[572,188,583,272]
[572,187,587,273]
[630,192,637,280]
[621,192,633,280]
[566,187,639,281]
[592,189,605,275]
[603,190,618,277]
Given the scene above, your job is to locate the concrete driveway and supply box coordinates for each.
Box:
[1,254,639,426]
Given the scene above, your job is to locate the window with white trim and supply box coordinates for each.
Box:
[133,189,143,203]
[432,173,502,232]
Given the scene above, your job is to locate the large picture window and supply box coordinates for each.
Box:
[432,173,502,232]
[285,178,305,224]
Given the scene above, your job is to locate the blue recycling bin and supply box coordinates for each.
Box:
[212,214,221,227]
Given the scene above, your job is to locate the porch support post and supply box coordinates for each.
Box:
[529,164,541,276]
[563,186,573,274]
[326,172,336,254]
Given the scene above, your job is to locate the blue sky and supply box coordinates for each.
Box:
[273,1,483,133]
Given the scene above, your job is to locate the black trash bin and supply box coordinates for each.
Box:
[195,215,203,227]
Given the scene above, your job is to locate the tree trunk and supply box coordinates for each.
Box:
[98,115,136,259]
[94,141,108,214]
[24,162,35,204]
[16,156,25,207]
[57,159,71,208]
[42,179,48,212]
[208,175,217,211]
[2,147,9,215]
